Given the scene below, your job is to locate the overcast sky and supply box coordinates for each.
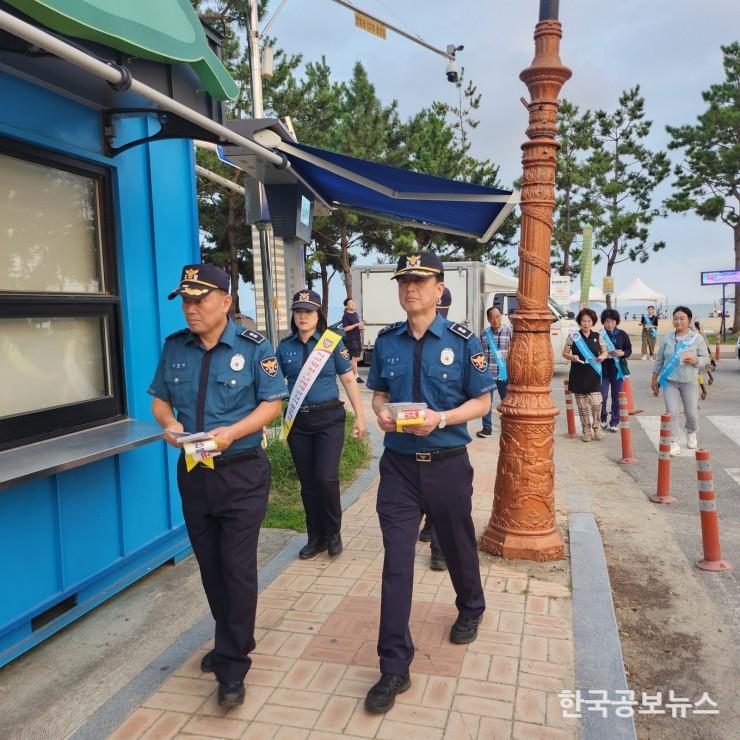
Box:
[241,0,739,319]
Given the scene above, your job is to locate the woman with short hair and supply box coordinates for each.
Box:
[651,306,708,455]
[562,308,608,442]
[599,308,632,432]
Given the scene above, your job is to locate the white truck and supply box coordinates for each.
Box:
[350,261,577,364]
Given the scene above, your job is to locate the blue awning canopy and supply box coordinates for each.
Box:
[275,142,519,243]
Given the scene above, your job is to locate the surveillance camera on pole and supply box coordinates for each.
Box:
[445,43,464,84]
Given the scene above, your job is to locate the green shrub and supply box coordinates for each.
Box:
[263,412,371,531]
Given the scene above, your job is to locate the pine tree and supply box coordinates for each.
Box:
[666,42,740,331]
[552,100,596,277]
[586,87,671,307]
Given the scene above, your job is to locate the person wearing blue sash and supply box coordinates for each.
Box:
[277,289,366,559]
[562,308,608,442]
[476,306,512,438]
[599,309,632,432]
[651,305,707,456]
[640,305,659,360]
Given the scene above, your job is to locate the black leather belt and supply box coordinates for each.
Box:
[214,447,260,465]
[396,446,467,463]
[298,399,343,413]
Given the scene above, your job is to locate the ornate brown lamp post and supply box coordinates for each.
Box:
[480,0,571,561]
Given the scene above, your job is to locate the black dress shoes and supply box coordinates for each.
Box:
[364,672,411,713]
[218,680,245,707]
[200,650,215,673]
[299,539,327,559]
[327,533,343,556]
[450,613,482,644]
[430,552,448,571]
[418,517,433,542]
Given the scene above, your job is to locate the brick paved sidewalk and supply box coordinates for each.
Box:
[110,433,576,740]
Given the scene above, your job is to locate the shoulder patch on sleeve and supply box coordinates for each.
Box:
[165,327,189,341]
[241,328,266,344]
[339,347,350,361]
[448,322,473,340]
[378,321,404,336]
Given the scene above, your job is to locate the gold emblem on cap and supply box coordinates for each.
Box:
[184,267,199,281]
[407,255,420,267]
[299,291,310,302]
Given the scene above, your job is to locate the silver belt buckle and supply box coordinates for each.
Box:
[416,451,432,462]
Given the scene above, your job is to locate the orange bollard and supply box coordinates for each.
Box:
[617,392,637,464]
[695,450,732,572]
[714,337,721,363]
[564,380,578,438]
[623,375,642,416]
[650,414,676,504]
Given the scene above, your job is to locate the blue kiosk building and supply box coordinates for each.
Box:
[0,0,239,665]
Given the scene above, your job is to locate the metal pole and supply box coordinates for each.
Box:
[245,1,277,345]
[721,283,726,339]
[330,0,454,60]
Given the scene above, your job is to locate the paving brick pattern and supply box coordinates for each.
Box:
[109,432,577,739]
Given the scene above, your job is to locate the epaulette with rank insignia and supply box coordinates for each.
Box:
[240,328,266,344]
[378,321,404,336]
[448,322,473,340]
[165,327,190,341]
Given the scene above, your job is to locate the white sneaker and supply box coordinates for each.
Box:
[641,354,648,361]
[669,441,680,456]
[687,433,697,449]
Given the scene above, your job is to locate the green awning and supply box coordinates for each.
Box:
[5,0,238,100]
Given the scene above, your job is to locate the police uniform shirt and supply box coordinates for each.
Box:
[277,332,353,405]
[148,319,287,454]
[367,313,495,453]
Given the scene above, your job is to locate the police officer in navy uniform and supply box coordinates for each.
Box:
[364,253,492,713]
[149,264,287,708]
[277,289,366,559]
[418,285,454,569]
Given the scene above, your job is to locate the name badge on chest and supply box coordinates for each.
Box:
[230,353,245,371]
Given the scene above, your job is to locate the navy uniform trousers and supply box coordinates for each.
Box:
[376,447,485,675]
[287,401,346,541]
[177,447,270,683]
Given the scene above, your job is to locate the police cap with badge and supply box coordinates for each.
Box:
[168,263,230,300]
[291,289,323,311]
[391,252,444,280]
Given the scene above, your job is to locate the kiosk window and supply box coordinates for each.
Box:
[0,142,123,450]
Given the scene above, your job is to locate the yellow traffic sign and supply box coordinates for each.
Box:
[355,12,386,40]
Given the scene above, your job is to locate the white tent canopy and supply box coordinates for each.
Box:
[570,285,606,303]
[617,277,666,303]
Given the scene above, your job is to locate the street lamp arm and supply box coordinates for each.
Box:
[330,0,457,60]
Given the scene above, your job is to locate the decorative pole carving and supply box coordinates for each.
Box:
[480,1,571,561]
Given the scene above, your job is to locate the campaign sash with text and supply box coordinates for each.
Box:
[600,328,624,380]
[571,330,602,379]
[658,332,698,388]
[284,330,342,435]
[642,314,657,338]
[484,327,508,383]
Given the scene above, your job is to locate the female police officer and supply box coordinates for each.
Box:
[277,289,366,559]
[149,264,287,708]
[364,253,491,713]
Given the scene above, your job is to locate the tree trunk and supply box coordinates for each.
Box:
[320,260,330,310]
[734,221,740,333]
[227,191,240,315]
[340,220,352,299]
[561,238,571,276]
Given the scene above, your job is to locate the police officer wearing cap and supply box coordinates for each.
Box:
[277,289,366,559]
[149,264,287,708]
[364,252,492,714]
